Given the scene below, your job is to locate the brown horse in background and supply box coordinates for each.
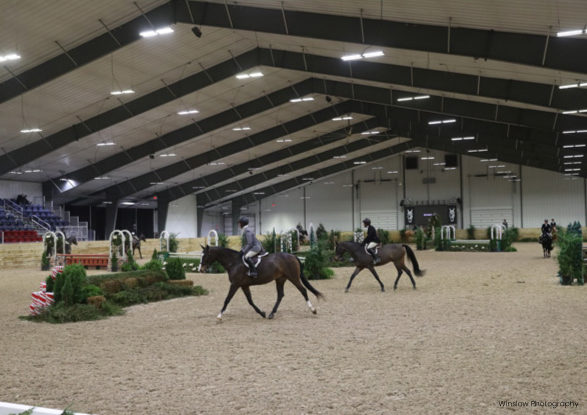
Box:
[198,246,324,320]
[334,241,424,292]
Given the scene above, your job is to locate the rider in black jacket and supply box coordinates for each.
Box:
[362,218,381,264]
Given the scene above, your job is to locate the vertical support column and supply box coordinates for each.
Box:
[196,205,205,238]
[351,170,355,231]
[231,199,241,236]
[303,187,307,229]
[42,181,55,205]
[104,200,119,237]
[157,198,169,235]
[519,164,524,228]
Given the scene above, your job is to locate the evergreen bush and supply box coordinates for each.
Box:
[303,241,334,280]
[151,249,159,260]
[165,257,186,280]
[467,225,476,240]
[41,251,50,271]
[316,223,328,240]
[217,233,229,248]
[54,264,87,305]
[168,233,179,253]
[81,284,104,300]
[45,275,54,292]
[377,228,390,245]
[557,227,584,285]
[262,229,279,253]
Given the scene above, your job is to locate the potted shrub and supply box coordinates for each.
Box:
[41,251,50,271]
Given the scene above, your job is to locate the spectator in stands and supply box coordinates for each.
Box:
[15,194,30,206]
[502,219,508,229]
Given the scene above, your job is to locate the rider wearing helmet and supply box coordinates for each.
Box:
[362,218,381,264]
[238,216,263,277]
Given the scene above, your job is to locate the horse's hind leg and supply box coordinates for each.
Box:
[345,267,363,293]
[367,265,385,292]
[217,284,239,321]
[241,286,266,318]
[268,278,286,319]
[393,264,403,290]
[138,247,142,259]
[289,277,316,314]
[401,264,417,289]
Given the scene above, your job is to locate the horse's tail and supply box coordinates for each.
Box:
[402,244,424,277]
[296,256,324,300]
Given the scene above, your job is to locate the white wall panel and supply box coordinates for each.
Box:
[166,153,587,234]
[0,180,42,202]
[522,166,586,228]
[259,188,304,234]
[165,195,197,238]
[306,172,352,231]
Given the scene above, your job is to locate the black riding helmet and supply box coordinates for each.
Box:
[238,216,249,227]
[362,218,371,226]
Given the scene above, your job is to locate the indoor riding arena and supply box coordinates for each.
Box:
[0,1,586,414]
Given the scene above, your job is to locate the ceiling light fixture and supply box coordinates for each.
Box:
[428,119,456,125]
[139,26,174,38]
[557,29,585,37]
[159,153,176,157]
[177,109,199,115]
[94,176,111,180]
[236,72,264,79]
[232,127,251,131]
[276,139,292,143]
[451,136,475,141]
[0,53,21,62]
[332,116,353,121]
[289,97,315,103]
[421,156,435,160]
[121,201,135,206]
[387,170,399,174]
[562,129,587,134]
[20,128,42,133]
[563,144,587,148]
[97,141,115,147]
[361,131,381,135]
[341,51,384,61]
[397,95,430,102]
[353,161,367,165]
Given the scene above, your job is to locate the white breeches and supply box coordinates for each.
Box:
[367,242,378,249]
[244,250,259,259]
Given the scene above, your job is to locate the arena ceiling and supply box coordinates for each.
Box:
[1,0,586,216]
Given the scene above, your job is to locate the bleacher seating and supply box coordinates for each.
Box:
[0,199,69,243]
[1,230,42,243]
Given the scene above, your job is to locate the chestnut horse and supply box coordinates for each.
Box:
[334,241,424,292]
[198,245,324,320]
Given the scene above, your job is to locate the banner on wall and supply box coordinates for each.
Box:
[447,205,457,224]
[405,207,415,225]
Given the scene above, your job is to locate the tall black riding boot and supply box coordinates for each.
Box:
[368,249,380,265]
[245,257,258,277]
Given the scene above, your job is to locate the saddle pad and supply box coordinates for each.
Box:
[242,252,269,268]
[364,245,379,255]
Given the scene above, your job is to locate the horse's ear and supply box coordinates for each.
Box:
[200,244,206,250]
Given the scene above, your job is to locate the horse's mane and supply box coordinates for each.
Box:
[209,246,239,254]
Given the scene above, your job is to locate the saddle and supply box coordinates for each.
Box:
[242,252,269,269]
[364,245,380,255]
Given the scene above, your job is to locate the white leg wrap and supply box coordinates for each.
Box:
[306,300,315,312]
[216,313,223,320]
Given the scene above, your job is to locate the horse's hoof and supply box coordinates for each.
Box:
[260,312,266,318]
[312,309,317,315]
[381,287,385,292]
[393,286,397,291]
[344,289,349,293]
[413,286,417,290]
[268,313,274,319]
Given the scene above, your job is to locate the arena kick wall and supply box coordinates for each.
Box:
[168,149,587,236]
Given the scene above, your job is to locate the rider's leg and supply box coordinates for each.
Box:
[244,250,259,277]
[367,242,380,264]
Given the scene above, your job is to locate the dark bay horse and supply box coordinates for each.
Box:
[132,234,147,259]
[539,233,553,258]
[198,246,324,321]
[334,241,424,292]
